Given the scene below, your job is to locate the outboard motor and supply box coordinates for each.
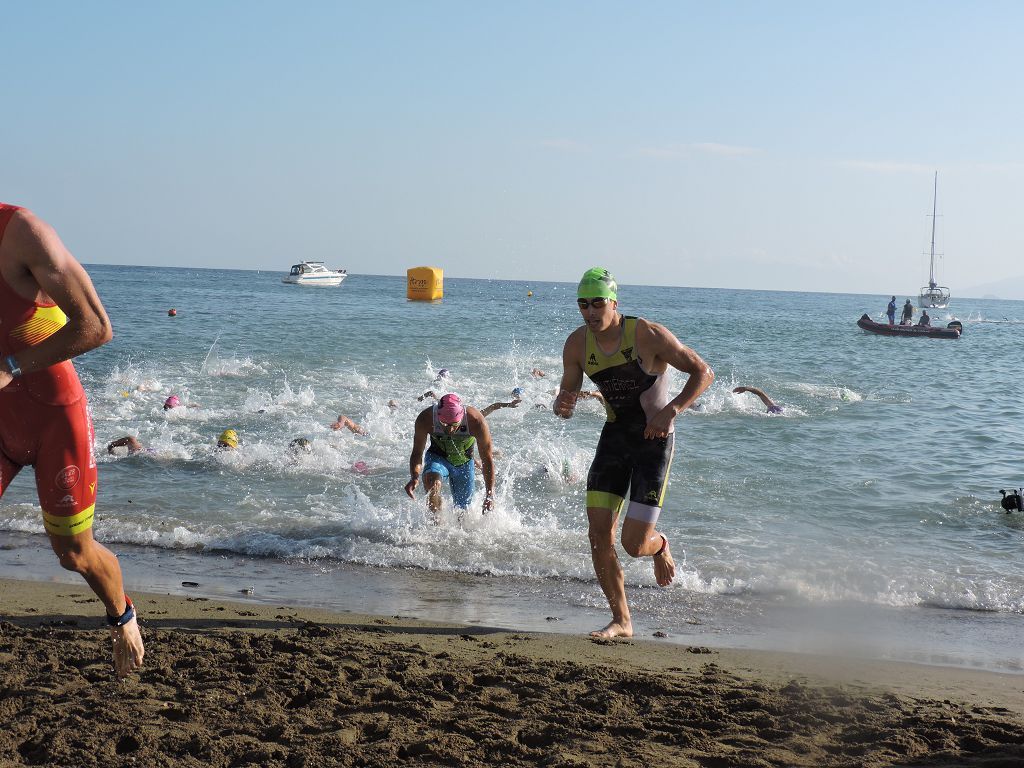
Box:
[947,320,963,334]
[999,488,1023,513]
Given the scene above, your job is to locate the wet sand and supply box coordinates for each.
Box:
[2,577,1023,767]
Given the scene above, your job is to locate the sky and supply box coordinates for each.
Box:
[3,1,1023,297]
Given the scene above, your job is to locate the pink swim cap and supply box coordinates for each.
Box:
[164,395,181,410]
[437,393,465,424]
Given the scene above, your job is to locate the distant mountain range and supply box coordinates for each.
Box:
[959,277,1024,301]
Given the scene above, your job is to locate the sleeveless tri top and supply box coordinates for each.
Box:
[0,204,84,406]
[428,404,476,466]
[583,315,672,430]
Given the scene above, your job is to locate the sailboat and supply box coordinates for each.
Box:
[918,171,951,309]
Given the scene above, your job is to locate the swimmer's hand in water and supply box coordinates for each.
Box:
[482,490,494,514]
[553,390,578,418]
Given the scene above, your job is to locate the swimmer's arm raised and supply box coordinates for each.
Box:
[732,386,777,410]
[480,400,520,417]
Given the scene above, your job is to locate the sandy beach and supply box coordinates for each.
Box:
[1,577,1022,767]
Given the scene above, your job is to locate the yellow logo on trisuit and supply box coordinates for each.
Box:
[10,305,67,346]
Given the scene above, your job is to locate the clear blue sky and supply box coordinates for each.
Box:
[3,1,1022,296]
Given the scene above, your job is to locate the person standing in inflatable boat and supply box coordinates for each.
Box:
[554,268,714,639]
[405,393,496,522]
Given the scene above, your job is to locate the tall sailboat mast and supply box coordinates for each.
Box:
[928,171,938,289]
[917,170,950,309]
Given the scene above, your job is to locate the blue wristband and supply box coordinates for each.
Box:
[4,355,21,378]
[106,596,136,627]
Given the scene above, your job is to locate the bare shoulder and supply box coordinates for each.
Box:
[562,325,587,355]
[466,407,492,441]
[466,406,489,428]
[636,316,683,347]
[414,406,434,428]
[5,207,59,254]
[3,207,76,277]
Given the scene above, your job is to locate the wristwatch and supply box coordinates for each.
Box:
[3,355,21,378]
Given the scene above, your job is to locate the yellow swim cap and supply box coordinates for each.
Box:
[218,429,239,448]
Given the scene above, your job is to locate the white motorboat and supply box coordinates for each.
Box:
[918,172,951,309]
[282,262,347,286]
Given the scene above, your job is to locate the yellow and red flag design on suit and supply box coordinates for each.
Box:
[9,305,67,346]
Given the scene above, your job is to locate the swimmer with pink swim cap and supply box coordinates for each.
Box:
[405,392,497,521]
[163,395,180,410]
[435,393,465,423]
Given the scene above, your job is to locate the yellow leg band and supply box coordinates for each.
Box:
[586,491,625,514]
[43,505,95,537]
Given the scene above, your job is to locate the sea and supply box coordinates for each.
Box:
[2,265,1023,673]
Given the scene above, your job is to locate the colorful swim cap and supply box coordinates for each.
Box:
[512,387,524,398]
[164,395,181,410]
[577,268,618,301]
[437,393,465,424]
[218,429,239,448]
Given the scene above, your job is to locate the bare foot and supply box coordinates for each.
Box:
[590,620,633,638]
[111,618,145,678]
[653,535,675,587]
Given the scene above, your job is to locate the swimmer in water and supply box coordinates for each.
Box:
[481,387,524,417]
[107,436,146,455]
[163,394,199,410]
[289,437,313,454]
[732,386,783,414]
[217,429,239,450]
[330,415,366,435]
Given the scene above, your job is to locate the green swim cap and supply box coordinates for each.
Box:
[577,268,618,301]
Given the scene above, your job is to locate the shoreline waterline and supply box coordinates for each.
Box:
[3,529,1022,674]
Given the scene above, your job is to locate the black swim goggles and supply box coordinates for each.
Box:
[577,297,609,309]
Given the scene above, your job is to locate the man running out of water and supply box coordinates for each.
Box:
[0,203,144,677]
[554,268,714,638]
[405,393,495,522]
